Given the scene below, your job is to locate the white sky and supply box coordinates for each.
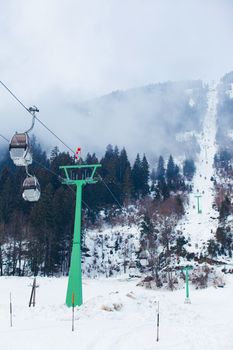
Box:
[0,0,233,155]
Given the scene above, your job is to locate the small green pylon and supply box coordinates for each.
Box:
[194,193,202,214]
[183,265,193,304]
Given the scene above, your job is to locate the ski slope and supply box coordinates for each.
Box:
[177,85,219,253]
[0,275,232,350]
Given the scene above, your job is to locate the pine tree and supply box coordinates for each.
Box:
[166,155,181,192]
[139,214,158,278]
[50,146,60,162]
[166,155,175,184]
[117,148,130,183]
[0,168,15,223]
[122,165,133,202]
[141,154,150,196]
[140,214,155,250]
[85,153,99,164]
[154,156,169,200]
[219,196,231,220]
[101,144,117,183]
[132,154,142,199]
[150,168,156,189]
[156,156,165,181]
[183,159,196,180]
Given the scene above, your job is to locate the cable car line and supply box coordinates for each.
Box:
[0,134,10,142]
[0,80,123,209]
[98,175,123,210]
[0,80,75,155]
[0,134,91,210]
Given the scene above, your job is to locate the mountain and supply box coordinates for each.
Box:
[0,74,233,289]
[72,80,207,161]
[217,72,233,149]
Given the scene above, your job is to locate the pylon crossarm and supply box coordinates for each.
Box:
[182,265,193,272]
[60,164,101,184]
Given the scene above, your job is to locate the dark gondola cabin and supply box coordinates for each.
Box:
[22,176,40,202]
[9,133,32,166]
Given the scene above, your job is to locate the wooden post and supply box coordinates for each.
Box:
[29,278,36,307]
[156,302,160,342]
[32,278,36,307]
[10,293,13,327]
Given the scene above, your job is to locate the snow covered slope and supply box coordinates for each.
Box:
[0,275,232,350]
[177,86,219,253]
[82,224,140,278]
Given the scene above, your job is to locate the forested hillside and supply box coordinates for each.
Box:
[1,75,233,284]
[0,138,194,277]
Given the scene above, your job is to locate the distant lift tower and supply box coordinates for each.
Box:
[60,164,101,307]
[194,193,202,214]
[183,265,193,303]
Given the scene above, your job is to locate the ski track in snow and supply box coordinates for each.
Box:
[177,85,219,253]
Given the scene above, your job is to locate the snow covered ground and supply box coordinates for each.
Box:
[0,274,232,350]
[177,86,219,253]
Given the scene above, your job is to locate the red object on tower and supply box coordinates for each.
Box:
[75,147,81,160]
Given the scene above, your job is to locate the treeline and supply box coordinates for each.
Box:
[208,148,233,258]
[0,138,195,276]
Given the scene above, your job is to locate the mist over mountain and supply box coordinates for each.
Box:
[67,80,207,163]
[217,71,233,149]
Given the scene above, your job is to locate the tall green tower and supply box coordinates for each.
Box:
[60,164,101,307]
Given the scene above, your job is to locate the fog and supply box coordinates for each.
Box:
[0,0,233,159]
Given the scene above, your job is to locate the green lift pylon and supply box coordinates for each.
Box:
[194,193,202,214]
[183,265,193,304]
[60,164,101,307]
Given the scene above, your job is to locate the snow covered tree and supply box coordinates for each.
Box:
[141,154,150,196]
[183,159,196,180]
[166,155,175,185]
[132,154,142,199]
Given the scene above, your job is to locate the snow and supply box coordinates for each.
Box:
[176,131,197,142]
[176,86,219,253]
[82,225,140,278]
[225,83,233,98]
[228,130,233,140]
[0,274,233,350]
[189,97,195,107]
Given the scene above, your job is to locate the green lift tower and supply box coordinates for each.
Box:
[183,265,193,304]
[60,164,101,307]
[194,193,202,214]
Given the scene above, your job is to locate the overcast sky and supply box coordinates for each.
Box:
[1,0,233,156]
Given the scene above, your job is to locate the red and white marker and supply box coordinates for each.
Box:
[75,147,81,161]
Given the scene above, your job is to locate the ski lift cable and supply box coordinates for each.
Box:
[0,81,75,155]
[98,175,123,210]
[0,134,91,211]
[0,134,10,142]
[0,81,122,210]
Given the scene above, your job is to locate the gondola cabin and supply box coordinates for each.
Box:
[9,133,32,166]
[22,176,41,202]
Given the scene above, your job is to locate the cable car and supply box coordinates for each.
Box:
[22,176,41,202]
[9,133,32,166]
